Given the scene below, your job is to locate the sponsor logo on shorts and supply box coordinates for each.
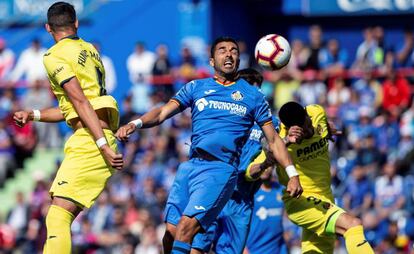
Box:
[357,240,368,247]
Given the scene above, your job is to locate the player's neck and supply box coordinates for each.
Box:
[214,73,236,85]
[53,31,78,43]
[261,181,272,191]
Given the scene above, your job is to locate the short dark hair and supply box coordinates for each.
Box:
[47,2,76,31]
[238,68,263,87]
[210,36,239,58]
[279,101,307,127]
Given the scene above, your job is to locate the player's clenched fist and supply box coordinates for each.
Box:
[13,111,31,127]
[286,126,304,144]
[115,123,136,142]
[100,145,124,170]
[286,176,303,198]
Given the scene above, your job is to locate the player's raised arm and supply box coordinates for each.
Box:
[63,76,123,170]
[115,99,181,142]
[261,123,303,198]
[14,107,64,127]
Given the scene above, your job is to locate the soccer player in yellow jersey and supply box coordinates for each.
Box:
[13,2,123,253]
[249,101,374,254]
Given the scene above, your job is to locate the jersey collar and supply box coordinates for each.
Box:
[213,76,236,87]
[60,34,80,41]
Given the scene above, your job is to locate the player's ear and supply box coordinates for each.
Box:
[209,57,214,67]
[45,23,52,33]
[75,19,79,29]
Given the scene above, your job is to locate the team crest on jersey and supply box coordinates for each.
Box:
[231,91,244,101]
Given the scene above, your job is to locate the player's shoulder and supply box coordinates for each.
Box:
[305,104,326,118]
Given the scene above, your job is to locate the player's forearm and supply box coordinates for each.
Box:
[270,135,293,168]
[27,107,64,122]
[139,106,165,128]
[72,99,105,140]
[134,102,180,129]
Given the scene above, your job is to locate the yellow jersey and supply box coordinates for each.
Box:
[276,104,332,195]
[43,35,119,131]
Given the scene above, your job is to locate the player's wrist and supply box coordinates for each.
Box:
[283,136,291,146]
[32,109,41,121]
[96,137,108,150]
[285,165,299,178]
[129,118,143,129]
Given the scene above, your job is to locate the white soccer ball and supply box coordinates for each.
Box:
[254,34,292,70]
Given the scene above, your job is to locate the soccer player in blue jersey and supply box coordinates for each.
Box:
[191,68,281,254]
[245,168,287,254]
[115,37,302,254]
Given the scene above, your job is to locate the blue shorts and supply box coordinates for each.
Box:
[164,158,237,231]
[193,175,256,254]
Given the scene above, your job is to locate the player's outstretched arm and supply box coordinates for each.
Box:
[63,77,123,170]
[115,100,181,142]
[261,123,303,198]
[14,107,65,127]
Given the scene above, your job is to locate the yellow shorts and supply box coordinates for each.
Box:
[50,128,117,208]
[283,191,345,254]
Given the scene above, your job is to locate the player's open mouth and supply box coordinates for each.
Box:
[224,60,233,67]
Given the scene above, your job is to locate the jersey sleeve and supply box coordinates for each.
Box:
[43,53,75,87]
[254,92,272,126]
[171,80,195,110]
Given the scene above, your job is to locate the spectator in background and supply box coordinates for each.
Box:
[237,40,251,69]
[127,41,156,85]
[9,38,47,86]
[6,192,30,246]
[353,27,384,70]
[273,72,300,110]
[86,191,114,235]
[127,42,155,114]
[7,100,36,168]
[152,44,173,100]
[342,165,373,218]
[0,37,15,84]
[0,117,13,186]
[338,90,362,130]
[319,38,348,76]
[93,42,117,95]
[287,39,308,75]
[375,162,405,222]
[382,71,411,112]
[374,109,401,158]
[305,25,324,69]
[295,69,326,105]
[396,27,414,67]
[22,79,60,148]
[327,77,351,108]
[352,71,383,108]
[177,46,197,82]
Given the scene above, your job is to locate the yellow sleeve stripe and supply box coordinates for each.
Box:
[262,120,273,126]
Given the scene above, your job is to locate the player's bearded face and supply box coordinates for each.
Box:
[211,41,239,75]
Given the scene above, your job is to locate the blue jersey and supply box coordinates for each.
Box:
[172,78,272,166]
[238,116,279,172]
[246,182,286,254]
